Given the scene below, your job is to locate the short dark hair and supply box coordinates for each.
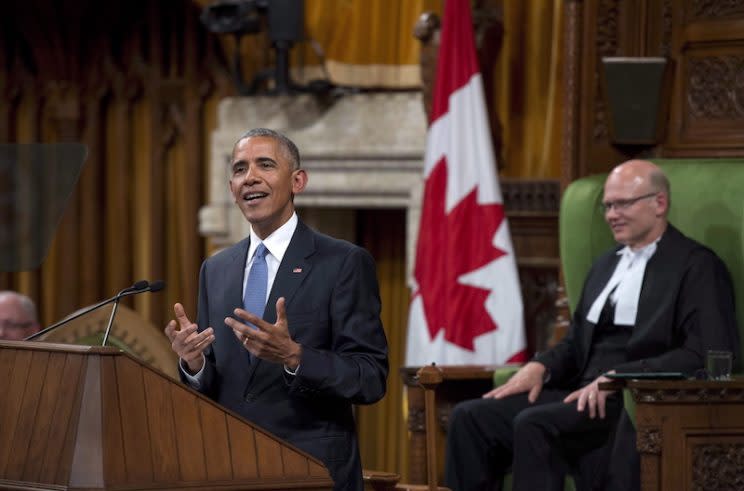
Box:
[234,128,301,169]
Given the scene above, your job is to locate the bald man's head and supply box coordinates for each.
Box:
[602,160,670,249]
[0,291,40,341]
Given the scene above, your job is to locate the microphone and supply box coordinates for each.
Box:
[24,280,164,342]
[101,280,166,347]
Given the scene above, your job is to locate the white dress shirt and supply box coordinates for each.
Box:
[181,213,299,386]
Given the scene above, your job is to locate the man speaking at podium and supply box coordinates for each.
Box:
[164,128,389,490]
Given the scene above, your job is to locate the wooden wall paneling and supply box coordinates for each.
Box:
[502,180,560,354]
[579,0,632,177]
[664,4,744,156]
[564,0,744,180]
[561,0,583,189]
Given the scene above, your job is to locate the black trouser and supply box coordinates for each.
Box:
[444,389,623,491]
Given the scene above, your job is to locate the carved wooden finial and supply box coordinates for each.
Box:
[413,12,441,43]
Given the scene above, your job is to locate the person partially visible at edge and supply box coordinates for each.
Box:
[164,128,389,491]
[444,159,740,491]
[0,291,41,340]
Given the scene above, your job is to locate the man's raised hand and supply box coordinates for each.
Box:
[226,297,302,369]
[164,303,214,374]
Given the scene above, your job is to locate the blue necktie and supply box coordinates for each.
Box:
[243,243,269,329]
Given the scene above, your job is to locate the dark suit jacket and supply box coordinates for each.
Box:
[183,220,389,490]
[536,224,739,387]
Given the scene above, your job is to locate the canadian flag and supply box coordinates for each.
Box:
[406,0,526,366]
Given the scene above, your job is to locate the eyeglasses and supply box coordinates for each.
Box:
[600,192,658,213]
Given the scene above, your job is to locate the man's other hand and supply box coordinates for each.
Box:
[483,361,546,403]
[226,297,302,369]
[164,303,214,374]
[563,371,616,419]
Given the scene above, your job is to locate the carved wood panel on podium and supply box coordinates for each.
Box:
[0,340,333,491]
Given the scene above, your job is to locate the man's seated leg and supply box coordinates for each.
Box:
[604,410,640,491]
[444,389,570,491]
[512,394,624,491]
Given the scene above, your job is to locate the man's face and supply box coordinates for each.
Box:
[602,172,666,249]
[0,297,38,341]
[228,136,307,239]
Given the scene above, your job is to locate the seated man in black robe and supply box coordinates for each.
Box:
[444,159,740,491]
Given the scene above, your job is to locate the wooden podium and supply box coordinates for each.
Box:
[0,340,333,491]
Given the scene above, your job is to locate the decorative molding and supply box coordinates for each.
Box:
[438,403,453,433]
[501,180,561,213]
[661,0,673,57]
[593,0,620,142]
[687,56,744,120]
[408,408,425,433]
[690,0,744,20]
[519,268,560,352]
[692,443,744,490]
[562,0,582,187]
[632,386,744,403]
[637,427,662,454]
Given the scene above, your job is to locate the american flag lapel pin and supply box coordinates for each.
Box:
[292,267,303,273]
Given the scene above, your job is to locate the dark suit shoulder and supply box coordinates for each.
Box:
[303,224,372,258]
[659,224,726,266]
[203,237,249,269]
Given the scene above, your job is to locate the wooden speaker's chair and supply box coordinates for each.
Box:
[364,365,450,491]
[560,158,744,421]
[36,304,178,379]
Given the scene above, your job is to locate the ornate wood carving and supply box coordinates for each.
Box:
[661,0,674,57]
[690,0,744,20]
[692,444,744,490]
[408,408,426,433]
[593,0,620,142]
[637,427,662,454]
[687,55,744,120]
[501,180,561,213]
[631,385,744,403]
[562,0,583,188]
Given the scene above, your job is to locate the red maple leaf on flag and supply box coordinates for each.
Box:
[414,157,507,351]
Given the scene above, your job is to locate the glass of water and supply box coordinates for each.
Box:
[706,350,733,381]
